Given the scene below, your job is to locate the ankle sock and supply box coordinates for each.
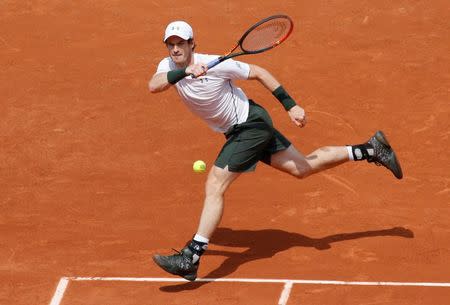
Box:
[187,235,209,263]
[347,143,374,161]
[193,234,209,244]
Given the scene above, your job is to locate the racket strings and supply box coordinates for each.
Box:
[241,18,292,52]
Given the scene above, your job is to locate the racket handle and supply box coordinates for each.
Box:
[207,57,222,69]
[191,57,223,78]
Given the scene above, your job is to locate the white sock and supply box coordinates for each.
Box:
[193,234,209,244]
[346,146,354,161]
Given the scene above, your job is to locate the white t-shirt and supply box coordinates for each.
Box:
[156,53,251,133]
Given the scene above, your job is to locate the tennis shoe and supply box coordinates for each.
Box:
[367,130,403,179]
[152,247,199,281]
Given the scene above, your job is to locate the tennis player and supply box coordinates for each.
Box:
[149,20,403,281]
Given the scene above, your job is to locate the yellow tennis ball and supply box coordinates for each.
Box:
[193,160,207,173]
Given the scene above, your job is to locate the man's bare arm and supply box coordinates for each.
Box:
[148,63,208,93]
[248,64,307,127]
[148,72,171,93]
[248,64,280,91]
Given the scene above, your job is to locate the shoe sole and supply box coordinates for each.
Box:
[152,255,197,282]
[374,131,403,179]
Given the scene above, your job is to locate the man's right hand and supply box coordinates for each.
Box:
[186,63,208,78]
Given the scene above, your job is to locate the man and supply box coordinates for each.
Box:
[149,20,402,281]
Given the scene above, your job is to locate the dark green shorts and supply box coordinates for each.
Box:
[215,100,291,172]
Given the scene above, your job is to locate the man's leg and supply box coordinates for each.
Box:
[270,144,349,178]
[153,165,240,281]
[269,131,402,179]
[196,165,241,238]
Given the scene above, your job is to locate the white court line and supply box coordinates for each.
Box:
[278,281,294,305]
[49,277,69,305]
[49,276,450,305]
[68,276,450,287]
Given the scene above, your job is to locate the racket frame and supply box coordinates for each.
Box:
[207,14,293,69]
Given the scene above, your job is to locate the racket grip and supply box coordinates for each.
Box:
[207,57,222,69]
[191,57,222,78]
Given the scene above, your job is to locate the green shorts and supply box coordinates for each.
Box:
[215,100,291,172]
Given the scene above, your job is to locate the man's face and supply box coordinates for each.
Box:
[165,36,193,66]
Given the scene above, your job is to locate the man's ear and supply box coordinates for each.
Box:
[189,38,196,51]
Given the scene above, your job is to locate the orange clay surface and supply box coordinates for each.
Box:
[1,1,450,304]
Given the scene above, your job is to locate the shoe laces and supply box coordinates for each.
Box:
[367,140,386,167]
[171,248,182,255]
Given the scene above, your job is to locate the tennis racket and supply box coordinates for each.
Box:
[206,14,293,70]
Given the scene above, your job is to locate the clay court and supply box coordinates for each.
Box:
[1,1,450,304]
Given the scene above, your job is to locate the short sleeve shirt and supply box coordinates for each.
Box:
[156,53,251,133]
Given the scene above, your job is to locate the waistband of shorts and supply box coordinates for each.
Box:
[223,100,252,135]
[223,99,265,137]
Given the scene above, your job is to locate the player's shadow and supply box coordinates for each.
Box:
[159,226,413,292]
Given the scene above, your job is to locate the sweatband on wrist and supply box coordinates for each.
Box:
[272,85,297,111]
[167,68,188,84]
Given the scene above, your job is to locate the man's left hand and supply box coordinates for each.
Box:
[288,105,306,127]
